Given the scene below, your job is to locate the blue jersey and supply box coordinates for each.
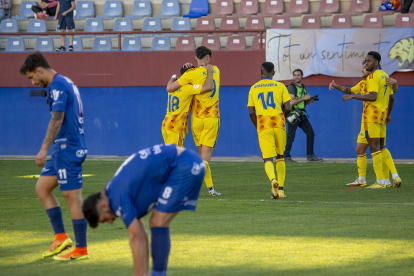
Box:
[48,73,86,153]
[58,0,75,16]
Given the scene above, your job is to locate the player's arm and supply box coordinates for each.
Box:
[36,111,65,167]
[62,1,76,16]
[288,84,311,105]
[342,92,377,102]
[166,80,182,92]
[200,64,213,93]
[127,218,149,276]
[54,2,60,20]
[386,94,395,124]
[248,106,257,129]
[166,74,178,91]
[329,80,353,94]
[386,78,398,93]
[283,101,291,118]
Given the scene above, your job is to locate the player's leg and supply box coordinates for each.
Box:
[380,138,392,187]
[348,124,370,186]
[298,117,322,162]
[379,125,401,188]
[162,129,185,147]
[60,29,65,48]
[366,123,385,188]
[284,120,299,162]
[56,17,66,51]
[68,29,74,50]
[275,128,287,198]
[258,128,278,199]
[67,18,75,51]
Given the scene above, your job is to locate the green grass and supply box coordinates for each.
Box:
[0,160,413,276]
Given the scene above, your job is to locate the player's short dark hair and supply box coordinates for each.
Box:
[19,51,51,75]
[82,192,102,228]
[367,51,381,63]
[261,62,274,73]
[293,69,303,76]
[195,46,212,60]
[180,65,195,76]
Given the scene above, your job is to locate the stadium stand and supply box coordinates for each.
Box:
[201,35,221,50]
[26,19,47,37]
[154,0,180,18]
[109,18,133,37]
[5,37,25,51]
[344,0,370,16]
[219,16,240,36]
[208,0,234,17]
[92,37,112,51]
[394,13,414,27]
[270,15,291,28]
[243,16,265,36]
[250,33,266,50]
[193,17,216,36]
[258,0,284,17]
[151,36,171,50]
[301,15,322,29]
[314,0,340,16]
[283,0,309,17]
[34,37,54,52]
[362,14,384,28]
[183,0,209,18]
[331,14,352,28]
[139,17,162,37]
[234,0,259,17]
[97,1,123,19]
[80,18,104,37]
[74,1,95,20]
[122,36,142,51]
[175,36,195,50]
[13,1,37,20]
[225,35,246,50]
[375,0,401,15]
[0,18,19,37]
[65,37,84,51]
[126,0,152,19]
[166,17,191,36]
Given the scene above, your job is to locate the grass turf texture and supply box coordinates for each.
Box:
[0,160,413,276]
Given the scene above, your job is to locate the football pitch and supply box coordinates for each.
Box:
[1,160,413,276]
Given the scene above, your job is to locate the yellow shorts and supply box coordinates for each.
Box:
[191,116,220,148]
[162,129,185,147]
[357,123,386,144]
[258,128,286,159]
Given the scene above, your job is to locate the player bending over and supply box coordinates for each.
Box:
[83,144,205,276]
[247,62,291,199]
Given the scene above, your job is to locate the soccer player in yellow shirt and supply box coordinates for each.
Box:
[340,51,402,189]
[166,46,221,196]
[247,62,291,199]
[162,64,214,147]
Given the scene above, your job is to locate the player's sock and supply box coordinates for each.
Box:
[372,151,384,185]
[392,173,400,180]
[275,159,285,188]
[203,161,213,188]
[381,151,390,181]
[357,154,367,178]
[46,207,66,235]
[72,219,87,248]
[381,148,398,177]
[151,227,170,276]
[264,161,276,181]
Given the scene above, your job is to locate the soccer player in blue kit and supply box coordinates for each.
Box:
[82,144,206,276]
[20,52,89,260]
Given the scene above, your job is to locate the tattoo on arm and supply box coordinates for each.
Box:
[336,85,352,94]
[42,111,64,149]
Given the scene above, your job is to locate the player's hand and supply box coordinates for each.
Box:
[329,80,336,90]
[342,94,354,102]
[62,11,67,16]
[206,64,213,72]
[385,78,397,86]
[36,148,48,168]
[53,16,57,21]
[306,99,314,105]
[183,62,193,68]
[304,94,311,101]
[386,116,392,124]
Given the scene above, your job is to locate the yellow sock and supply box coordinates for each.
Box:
[381,148,397,175]
[372,151,384,182]
[276,159,285,188]
[264,161,276,181]
[357,154,367,178]
[381,149,389,180]
[203,161,213,188]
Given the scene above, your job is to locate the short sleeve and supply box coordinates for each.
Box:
[109,193,138,228]
[281,85,291,103]
[182,84,202,95]
[49,81,68,112]
[351,82,361,94]
[247,87,254,107]
[177,70,195,86]
[287,84,296,97]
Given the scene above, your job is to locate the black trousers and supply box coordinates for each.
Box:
[31,5,57,16]
[284,115,315,157]
[402,0,413,13]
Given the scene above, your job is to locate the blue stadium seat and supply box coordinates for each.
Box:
[74,1,95,19]
[126,0,152,19]
[166,17,191,37]
[122,37,142,51]
[97,1,123,19]
[34,37,54,52]
[5,37,26,52]
[154,0,180,18]
[184,0,209,18]
[92,37,112,51]
[151,36,171,51]
[0,19,19,38]
[65,37,84,51]
[80,18,104,37]
[13,1,37,20]
[139,17,162,37]
[109,18,133,37]
[26,19,47,38]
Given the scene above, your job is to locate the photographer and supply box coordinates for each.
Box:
[284,69,323,162]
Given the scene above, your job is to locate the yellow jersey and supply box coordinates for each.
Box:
[177,65,220,119]
[247,79,291,133]
[162,84,202,134]
[351,80,368,95]
[363,70,394,124]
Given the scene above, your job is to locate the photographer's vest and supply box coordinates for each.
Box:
[289,82,307,114]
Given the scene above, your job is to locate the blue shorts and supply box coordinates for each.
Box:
[40,149,87,191]
[57,15,75,30]
[155,150,205,214]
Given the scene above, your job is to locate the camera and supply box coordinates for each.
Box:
[286,108,304,124]
[309,95,319,101]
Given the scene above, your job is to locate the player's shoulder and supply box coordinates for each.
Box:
[212,65,220,73]
[50,74,69,90]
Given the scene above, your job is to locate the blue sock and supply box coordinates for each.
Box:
[46,207,65,235]
[151,227,170,275]
[72,219,87,248]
